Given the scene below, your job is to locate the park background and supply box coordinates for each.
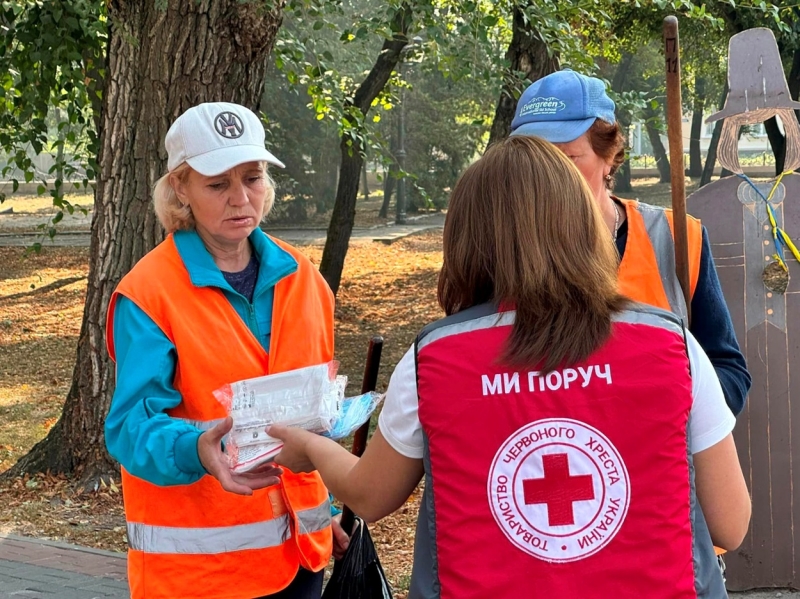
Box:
[0,1,798,596]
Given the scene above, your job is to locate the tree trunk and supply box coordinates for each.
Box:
[361,158,370,200]
[644,109,671,183]
[379,165,396,218]
[319,3,412,294]
[700,83,728,188]
[789,45,800,102]
[6,0,284,487]
[55,111,65,184]
[764,116,786,175]
[379,114,397,218]
[614,112,633,194]
[689,76,706,178]
[312,148,337,215]
[616,156,633,194]
[700,118,723,187]
[782,45,800,176]
[485,2,559,149]
[611,53,634,194]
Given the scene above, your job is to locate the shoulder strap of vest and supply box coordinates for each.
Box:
[615,302,691,376]
[617,200,702,302]
[106,236,185,361]
[414,304,513,404]
[416,303,512,354]
[614,302,684,337]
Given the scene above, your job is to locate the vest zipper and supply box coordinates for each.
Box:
[247,302,260,342]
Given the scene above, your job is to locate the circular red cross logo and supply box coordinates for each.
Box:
[487,418,630,563]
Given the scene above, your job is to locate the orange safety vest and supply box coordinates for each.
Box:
[617,198,702,322]
[106,234,335,599]
[616,199,727,557]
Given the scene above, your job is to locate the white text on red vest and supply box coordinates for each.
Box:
[481,364,612,396]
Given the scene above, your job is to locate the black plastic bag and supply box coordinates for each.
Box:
[322,516,393,599]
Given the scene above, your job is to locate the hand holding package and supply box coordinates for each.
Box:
[213,361,382,473]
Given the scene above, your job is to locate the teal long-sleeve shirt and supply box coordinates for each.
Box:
[104,228,298,487]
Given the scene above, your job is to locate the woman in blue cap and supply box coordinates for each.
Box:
[509,70,750,418]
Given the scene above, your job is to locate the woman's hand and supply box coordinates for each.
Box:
[331,514,351,560]
[268,424,318,473]
[198,417,283,495]
[269,425,351,557]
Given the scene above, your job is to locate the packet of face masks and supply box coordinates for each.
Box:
[213,361,345,473]
[212,362,385,473]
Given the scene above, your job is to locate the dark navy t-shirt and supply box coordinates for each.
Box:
[221,253,259,303]
[615,218,751,415]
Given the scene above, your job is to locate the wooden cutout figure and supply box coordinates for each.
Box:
[688,28,800,591]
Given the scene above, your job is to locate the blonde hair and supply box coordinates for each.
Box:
[438,135,628,371]
[153,161,276,233]
[717,109,800,174]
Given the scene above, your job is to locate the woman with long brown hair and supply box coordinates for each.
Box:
[269,136,749,599]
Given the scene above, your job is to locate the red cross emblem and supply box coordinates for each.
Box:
[523,453,595,526]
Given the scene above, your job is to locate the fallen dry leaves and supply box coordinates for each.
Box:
[0,232,444,595]
[0,473,127,552]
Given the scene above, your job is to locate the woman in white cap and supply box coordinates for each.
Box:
[104,103,346,599]
[508,70,751,419]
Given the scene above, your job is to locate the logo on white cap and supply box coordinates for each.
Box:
[214,112,244,139]
[165,102,285,175]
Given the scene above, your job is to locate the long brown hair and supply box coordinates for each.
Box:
[438,135,627,371]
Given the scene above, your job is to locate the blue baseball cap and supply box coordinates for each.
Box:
[510,70,616,143]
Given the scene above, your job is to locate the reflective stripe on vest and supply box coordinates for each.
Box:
[612,304,684,338]
[295,501,333,536]
[418,310,515,353]
[128,516,291,555]
[127,501,331,555]
[415,307,686,355]
[638,203,690,323]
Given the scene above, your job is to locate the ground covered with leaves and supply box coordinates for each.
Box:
[0,177,701,594]
[0,233,444,595]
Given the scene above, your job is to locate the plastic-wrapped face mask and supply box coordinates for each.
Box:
[323,392,383,440]
[213,361,384,474]
[214,362,345,473]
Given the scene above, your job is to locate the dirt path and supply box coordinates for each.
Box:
[0,213,445,247]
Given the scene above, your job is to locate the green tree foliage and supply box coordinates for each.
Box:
[0,0,105,240]
[398,68,493,210]
[261,66,341,221]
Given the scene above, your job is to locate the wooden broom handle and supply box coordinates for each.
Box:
[664,16,692,325]
[339,336,384,534]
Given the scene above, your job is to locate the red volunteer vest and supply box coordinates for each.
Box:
[413,304,723,599]
[106,234,334,599]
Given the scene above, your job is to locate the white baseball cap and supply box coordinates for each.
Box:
[165,102,285,176]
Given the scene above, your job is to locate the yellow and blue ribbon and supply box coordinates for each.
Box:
[737,171,800,271]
